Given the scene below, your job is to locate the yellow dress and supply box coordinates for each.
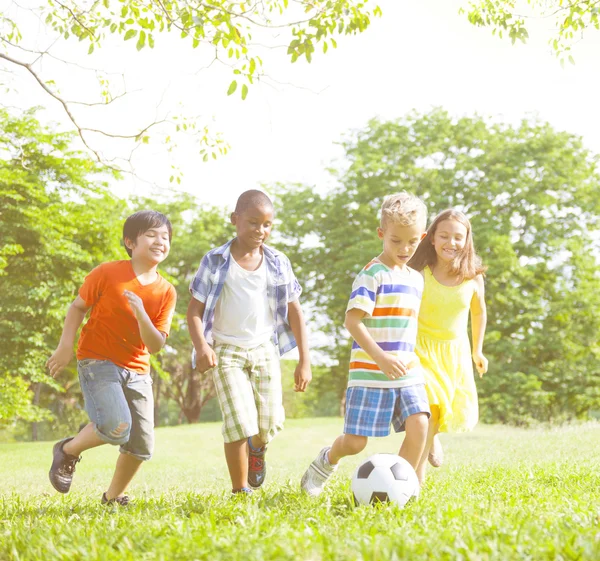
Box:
[416,266,478,432]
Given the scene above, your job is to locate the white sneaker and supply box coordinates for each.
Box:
[301,446,338,496]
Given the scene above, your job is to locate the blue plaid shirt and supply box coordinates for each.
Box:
[189,239,302,356]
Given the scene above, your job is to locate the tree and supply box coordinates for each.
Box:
[1,1,380,168]
[463,0,600,62]
[0,107,127,427]
[275,109,600,423]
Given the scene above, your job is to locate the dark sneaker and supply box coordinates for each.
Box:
[247,438,267,489]
[49,437,81,494]
[101,493,131,506]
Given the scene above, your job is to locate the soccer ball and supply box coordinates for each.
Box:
[351,454,419,507]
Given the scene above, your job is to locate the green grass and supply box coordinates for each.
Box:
[1,419,600,560]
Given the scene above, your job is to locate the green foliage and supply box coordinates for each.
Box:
[462,0,600,62]
[275,109,600,424]
[0,108,127,425]
[1,420,600,559]
[281,360,340,418]
[7,0,380,99]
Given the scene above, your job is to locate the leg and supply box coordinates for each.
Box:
[212,345,259,491]
[105,453,144,500]
[329,433,368,464]
[225,439,250,491]
[416,406,440,482]
[50,360,131,494]
[248,342,285,489]
[300,433,368,497]
[399,413,429,470]
[106,371,155,500]
[428,433,444,467]
[392,384,431,478]
[63,422,105,456]
[301,386,391,496]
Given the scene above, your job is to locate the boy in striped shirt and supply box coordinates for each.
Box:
[301,192,430,495]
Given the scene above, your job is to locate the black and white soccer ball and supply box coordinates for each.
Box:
[351,453,419,507]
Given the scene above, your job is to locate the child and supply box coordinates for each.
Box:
[301,192,430,495]
[47,210,176,505]
[408,209,488,483]
[187,189,312,495]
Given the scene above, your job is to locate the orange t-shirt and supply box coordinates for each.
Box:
[76,260,177,373]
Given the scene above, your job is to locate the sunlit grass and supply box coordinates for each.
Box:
[1,419,600,560]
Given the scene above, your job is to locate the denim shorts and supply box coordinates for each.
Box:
[78,359,154,461]
[344,384,430,437]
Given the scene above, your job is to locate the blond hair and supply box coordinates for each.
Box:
[380,192,427,229]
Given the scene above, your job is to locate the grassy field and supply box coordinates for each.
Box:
[1,418,599,560]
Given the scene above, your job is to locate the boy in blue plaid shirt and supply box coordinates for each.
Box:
[187,190,312,494]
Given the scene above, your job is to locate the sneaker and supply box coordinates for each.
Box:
[301,446,338,497]
[247,438,267,489]
[101,492,130,506]
[49,437,81,494]
[231,487,254,496]
[428,435,444,468]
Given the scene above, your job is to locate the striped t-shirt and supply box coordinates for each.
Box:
[346,259,424,388]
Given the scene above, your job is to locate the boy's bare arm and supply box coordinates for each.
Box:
[287,300,312,392]
[186,298,217,373]
[344,308,408,380]
[47,296,90,378]
[124,290,167,354]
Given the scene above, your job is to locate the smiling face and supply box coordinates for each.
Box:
[231,204,274,251]
[125,224,171,266]
[431,219,468,264]
[377,221,425,270]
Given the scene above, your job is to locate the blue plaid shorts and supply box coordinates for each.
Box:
[344,384,430,437]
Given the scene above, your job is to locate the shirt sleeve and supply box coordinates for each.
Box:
[153,284,177,336]
[189,254,212,303]
[78,264,105,307]
[284,256,302,303]
[346,270,378,317]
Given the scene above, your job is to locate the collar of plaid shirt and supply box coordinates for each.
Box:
[195,239,299,362]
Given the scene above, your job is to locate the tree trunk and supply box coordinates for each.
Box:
[153,374,162,427]
[31,382,42,441]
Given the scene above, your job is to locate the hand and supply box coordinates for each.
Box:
[46,345,73,378]
[294,362,312,392]
[124,290,148,322]
[196,344,218,373]
[376,353,408,380]
[472,351,488,378]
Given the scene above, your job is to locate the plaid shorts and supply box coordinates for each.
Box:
[344,384,430,437]
[212,342,285,444]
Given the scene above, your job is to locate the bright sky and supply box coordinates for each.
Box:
[3,0,600,213]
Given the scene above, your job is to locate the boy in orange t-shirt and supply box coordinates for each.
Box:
[46,210,176,505]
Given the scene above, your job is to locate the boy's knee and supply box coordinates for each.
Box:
[406,413,429,436]
[345,434,368,455]
[97,420,131,445]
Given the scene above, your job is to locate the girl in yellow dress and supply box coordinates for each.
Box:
[408,209,488,483]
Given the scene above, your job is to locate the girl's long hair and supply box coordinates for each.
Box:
[408,209,486,281]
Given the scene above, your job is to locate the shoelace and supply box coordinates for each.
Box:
[60,456,80,475]
[249,455,264,471]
